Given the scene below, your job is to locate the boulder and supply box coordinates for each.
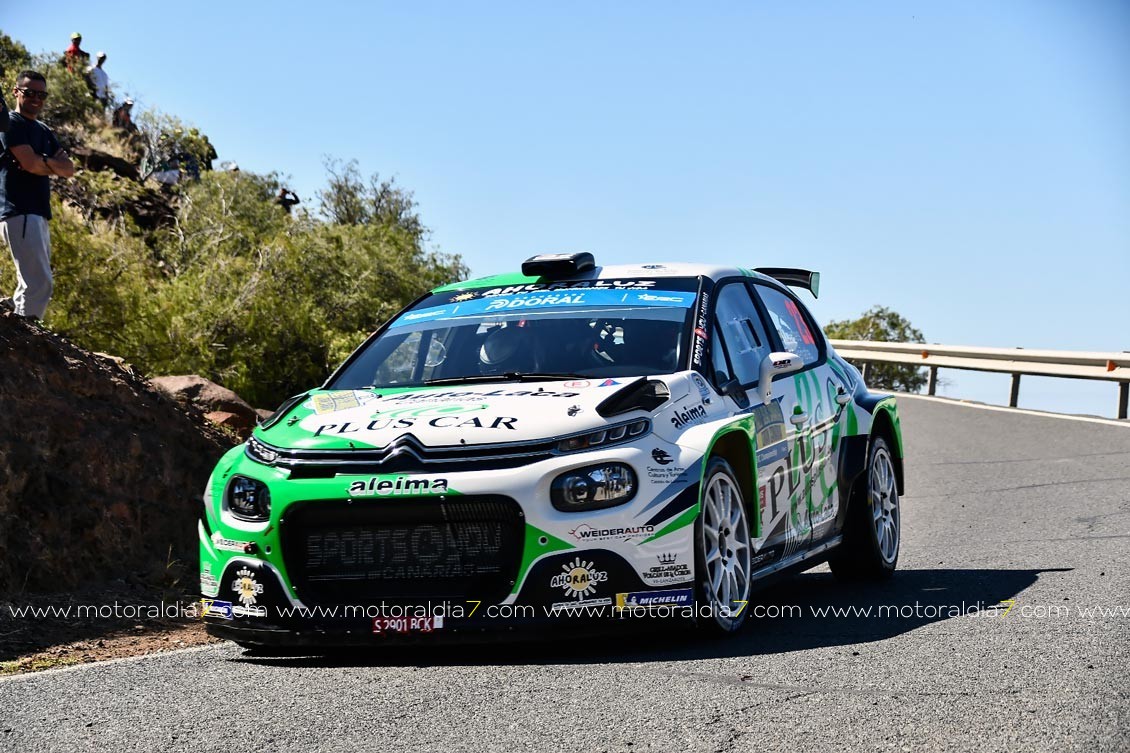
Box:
[149,375,258,435]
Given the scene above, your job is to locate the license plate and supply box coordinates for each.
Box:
[372,615,445,635]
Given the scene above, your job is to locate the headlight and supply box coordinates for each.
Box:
[551,463,637,512]
[246,437,279,465]
[226,476,272,521]
[557,419,650,453]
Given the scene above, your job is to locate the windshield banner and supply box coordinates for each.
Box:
[390,289,696,328]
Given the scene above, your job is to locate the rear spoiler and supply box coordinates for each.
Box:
[754,267,820,299]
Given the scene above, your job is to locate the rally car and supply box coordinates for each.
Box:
[200,253,903,645]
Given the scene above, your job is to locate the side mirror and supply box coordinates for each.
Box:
[758,351,804,405]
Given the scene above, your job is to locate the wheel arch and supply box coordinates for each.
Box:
[703,426,758,536]
[871,399,904,495]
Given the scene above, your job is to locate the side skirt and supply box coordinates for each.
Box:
[748,535,843,591]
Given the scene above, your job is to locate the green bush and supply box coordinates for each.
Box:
[824,306,928,392]
[1,28,469,409]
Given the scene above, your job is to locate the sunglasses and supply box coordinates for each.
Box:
[16,88,49,101]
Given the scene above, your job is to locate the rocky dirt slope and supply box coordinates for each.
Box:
[0,311,237,595]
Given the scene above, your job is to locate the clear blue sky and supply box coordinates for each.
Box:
[6,1,1129,416]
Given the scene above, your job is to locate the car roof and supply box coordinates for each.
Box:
[432,262,779,293]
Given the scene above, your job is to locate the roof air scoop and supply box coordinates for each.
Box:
[521,252,596,278]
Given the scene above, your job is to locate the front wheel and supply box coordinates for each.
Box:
[694,457,753,634]
[829,435,900,580]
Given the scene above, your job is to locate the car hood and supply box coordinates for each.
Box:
[255,376,694,451]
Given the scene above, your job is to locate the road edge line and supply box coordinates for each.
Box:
[895,393,1130,428]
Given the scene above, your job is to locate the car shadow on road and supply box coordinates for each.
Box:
[232,566,1072,669]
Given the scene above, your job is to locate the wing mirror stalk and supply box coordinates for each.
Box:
[718,378,749,410]
[758,352,804,405]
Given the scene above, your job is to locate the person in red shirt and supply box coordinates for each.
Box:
[63,32,89,72]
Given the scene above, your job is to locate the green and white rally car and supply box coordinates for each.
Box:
[200,253,903,645]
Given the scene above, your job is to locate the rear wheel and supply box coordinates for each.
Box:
[694,457,753,634]
[829,435,900,580]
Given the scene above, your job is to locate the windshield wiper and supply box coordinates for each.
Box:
[424,372,589,386]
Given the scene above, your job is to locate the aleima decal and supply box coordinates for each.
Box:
[670,404,707,429]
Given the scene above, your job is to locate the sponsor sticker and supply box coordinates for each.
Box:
[598,379,621,387]
[670,403,708,429]
[749,551,776,568]
[310,391,367,414]
[200,566,219,597]
[201,598,234,620]
[348,476,451,497]
[549,597,613,613]
[691,373,712,404]
[314,414,519,436]
[232,568,264,608]
[568,524,655,543]
[647,464,690,483]
[210,532,251,554]
[480,280,659,295]
[380,388,579,402]
[641,553,693,585]
[692,291,710,366]
[549,557,609,601]
[389,288,694,328]
[401,308,450,322]
[564,380,591,388]
[615,588,694,608]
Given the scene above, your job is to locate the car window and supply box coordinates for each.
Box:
[754,284,821,367]
[712,283,772,386]
[330,286,696,389]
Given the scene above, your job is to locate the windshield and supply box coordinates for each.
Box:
[330,282,699,389]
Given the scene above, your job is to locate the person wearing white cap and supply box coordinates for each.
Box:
[86,52,110,107]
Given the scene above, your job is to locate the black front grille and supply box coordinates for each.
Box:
[281,496,524,608]
[260,434,556,479]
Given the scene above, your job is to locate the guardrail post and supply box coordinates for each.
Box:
[1119,382,1128,420]
[862,362,872,382]
[1009,374,1021,408]
[927,366,938,396]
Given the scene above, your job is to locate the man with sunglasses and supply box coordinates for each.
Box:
[0,71,74,320]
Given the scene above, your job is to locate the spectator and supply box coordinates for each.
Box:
[86,52,110,106]
[201,135,217,171]
[0,90,7,133]
[178,128,201,181]
[112,98,136,131]
[0,71,75,320]
[63,33,90,72]
[149,132,181,188]
[275,188,300,213]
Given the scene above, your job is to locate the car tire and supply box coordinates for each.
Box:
[828,435,900,580]
[694,457,754,634]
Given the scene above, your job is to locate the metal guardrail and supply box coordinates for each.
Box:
[829,340,1130,419]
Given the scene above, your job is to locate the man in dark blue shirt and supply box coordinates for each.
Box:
[0,71,74,320]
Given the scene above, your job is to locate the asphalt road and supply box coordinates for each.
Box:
[2,397,1128,752]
